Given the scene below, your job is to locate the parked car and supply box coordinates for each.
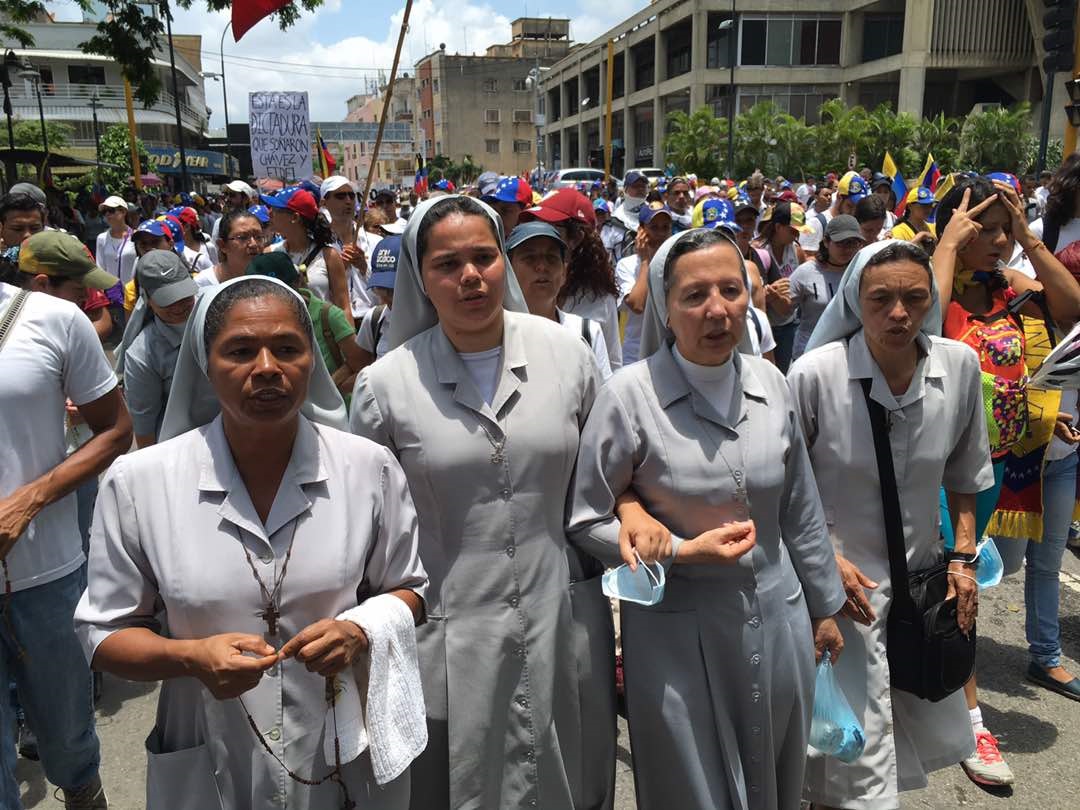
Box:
[550,168,608,189]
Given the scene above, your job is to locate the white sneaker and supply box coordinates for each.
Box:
[961,729,1015,786]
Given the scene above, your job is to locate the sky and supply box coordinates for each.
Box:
[46,0,644,129]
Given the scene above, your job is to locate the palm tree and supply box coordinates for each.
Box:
[958,103,1037,174]
[663,107,727,179]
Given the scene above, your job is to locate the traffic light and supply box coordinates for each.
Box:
[1044,0,1076,73]
[1066,78,1080,127]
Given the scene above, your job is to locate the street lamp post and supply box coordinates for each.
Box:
[719,11,736,179]
[89,92,102,181]
[526,64,549,184]
[215,20,233,165]
[160,0,191,190]
[1,51,18,187]
[18,60,49,183]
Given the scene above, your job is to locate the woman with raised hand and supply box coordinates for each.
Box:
[350,195,617,810]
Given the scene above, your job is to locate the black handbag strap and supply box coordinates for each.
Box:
[859,377,915,614]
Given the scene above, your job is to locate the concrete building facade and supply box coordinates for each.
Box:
[415,18,573,175]
[541,0,1059,172]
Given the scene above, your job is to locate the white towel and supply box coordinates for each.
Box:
[326,593,427,785]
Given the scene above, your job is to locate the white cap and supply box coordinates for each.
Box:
[380,220,406,235]
[99,195,129,211]
[319,175,354,198]
[223,180,256,198]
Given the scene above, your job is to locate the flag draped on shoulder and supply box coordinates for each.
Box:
[232,0,292,42]
[882,151,908,218]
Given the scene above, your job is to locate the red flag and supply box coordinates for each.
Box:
[232,0,292,41]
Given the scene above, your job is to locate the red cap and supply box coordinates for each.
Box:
[777,189,798,202]
[519,188,596,228]
[174,206,199,227]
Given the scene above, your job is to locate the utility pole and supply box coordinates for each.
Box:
[89,93,102,181]
[161,0,190,190]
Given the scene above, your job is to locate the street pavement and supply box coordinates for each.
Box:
[18,546,1080,809]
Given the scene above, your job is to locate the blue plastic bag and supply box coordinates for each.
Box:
[809,651,865,763]
[975,537,1003,589]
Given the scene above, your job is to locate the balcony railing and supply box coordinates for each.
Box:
[6,82,206,130]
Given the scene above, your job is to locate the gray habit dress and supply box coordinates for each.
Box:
[567,344,846,810]
[351,310,617,810]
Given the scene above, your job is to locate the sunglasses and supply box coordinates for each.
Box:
[330,191,357,200]
[103,207,125,215]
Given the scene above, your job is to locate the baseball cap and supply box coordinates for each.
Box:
[696,198,740,232]
[158,215,187,253]
[733,192,758,215]
[837,171,869,202]
[623,170,647,189]
[168,206,200,228]
[99,195,129,212]
[638,202,673,227]
[246,251,300,286]
[593,198,612,215]
[824,214,863,243]
[369,235,402,289]
[905,186,936,206]
[485,177,533,206]
[871,172,892,190]
[777,189,798,203]
[986,171,1022,195]
[136,249,198,307]
[505,222,567,257]
[133,219,171,241]
[261,187,319,221]
[247,204,271,224]
[759,201,813,234]
[319,176,354,198]
[476,171,500,197]
[223,180,256,198]
[380,220,406,235]
[9,182,45,205]
[18,231,118,290]
[519,188,596,228]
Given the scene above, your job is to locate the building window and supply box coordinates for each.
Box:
[484,78,498,93]
[664,22,693,80]
[740,14,842,67]
[484,109,501,123]
[548,88,561,121]
[514,139,532,153]
[513,78,529,91]
[735,83,840,124]
[612,52,625,99]
[486,139,500,153]
[513,109,533,123]
[68,65,106,85]
[632,39,655,91]
[862,14,905,62]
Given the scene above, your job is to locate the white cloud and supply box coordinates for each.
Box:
[48,1,646,127]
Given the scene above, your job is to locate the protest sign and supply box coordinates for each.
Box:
[249,91,312,180]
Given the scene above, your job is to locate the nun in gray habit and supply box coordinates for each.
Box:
[567,228,846,810]
[349,195,617,810]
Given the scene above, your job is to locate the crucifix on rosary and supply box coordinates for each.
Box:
[258,602,281,636]
[733,470,748,505]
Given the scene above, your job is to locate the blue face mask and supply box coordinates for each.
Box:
[601,553,666,606]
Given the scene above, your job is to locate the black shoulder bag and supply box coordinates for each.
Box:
[860,378,976,702]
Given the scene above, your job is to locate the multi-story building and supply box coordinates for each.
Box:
[3,15,223,186]
[416,18,573,176]
[541,0,1059,172]
[335,74,417,189]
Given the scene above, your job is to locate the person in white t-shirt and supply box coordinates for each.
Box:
[0,231,132,809]
[93,196,137,285]
[321,175,376,321]
[506,221,612,380]
[195,209,265,288]
[209,179,256,242]
[799,183,835,252]
[616,202,673,365]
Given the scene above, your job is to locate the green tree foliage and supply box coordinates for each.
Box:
[664,99,1045,181]
[663,107,727,180]
[428,154,483,186]
[1,1,324,106]
[96,122,150,191]
[11,118,72,151]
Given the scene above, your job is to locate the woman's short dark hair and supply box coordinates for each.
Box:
[662,229,743,292]
[416,196,500,265]
[935,176,998,238]
[216,209,261,243]
[859,241,933,287]
[203,278,312,357]
[1045,153,1080,229]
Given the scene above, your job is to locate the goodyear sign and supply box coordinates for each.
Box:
[147,147,238,176]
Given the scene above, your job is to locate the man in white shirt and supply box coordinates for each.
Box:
[209,179,256,242]
[616,202,672,365]
[0,231,132,809]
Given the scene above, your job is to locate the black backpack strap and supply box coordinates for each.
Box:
[859,377,915,615]
[817,212,828,231]
[370,304,387,350]
[1043,219,1061,255]
[580,315,591,345]
[747,307,764,344]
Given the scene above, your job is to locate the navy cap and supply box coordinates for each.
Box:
[369,236,401,289]
[505,222,566,256]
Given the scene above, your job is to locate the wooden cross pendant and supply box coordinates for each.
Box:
[490,445,505,465]
[258,602,280,636]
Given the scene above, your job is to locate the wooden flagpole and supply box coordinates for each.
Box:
[363,0,414,203]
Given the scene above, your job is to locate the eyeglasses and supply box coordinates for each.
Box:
[103,207,125,215]
[330,191,356,200]
[225,232,263,243]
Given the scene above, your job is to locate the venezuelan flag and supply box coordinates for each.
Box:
[317,128,336,177]
[414,154,428,196]
[916,154,941,193]
[882,151,908,218]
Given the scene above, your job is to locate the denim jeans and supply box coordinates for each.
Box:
[0,568,101,805]
[1024,453,1079,669]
